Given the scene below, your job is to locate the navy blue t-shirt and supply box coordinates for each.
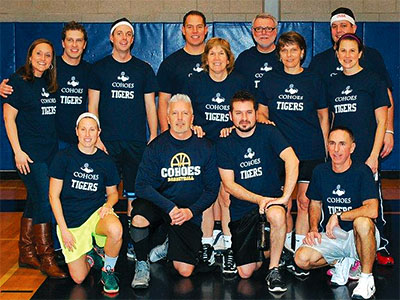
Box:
[56,56,91,144]
[135,131,220,226]
[216,124,289,221]
[157,48,203,95]
[257,69,327,160]
[234,46,283,96]
[309,47,393,90]
[49,146,120,228]
[306,162,378,232]
[183,71,248,143]
[3,73,57,164]
[327,69,390,163]
[88,55,158,143]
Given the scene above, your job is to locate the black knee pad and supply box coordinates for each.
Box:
[130,225,149,243]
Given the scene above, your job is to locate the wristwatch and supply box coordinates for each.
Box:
[335,212,342,222]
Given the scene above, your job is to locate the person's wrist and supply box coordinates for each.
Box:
[385,130,394,135]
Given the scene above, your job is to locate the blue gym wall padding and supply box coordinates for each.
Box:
[1,21,399,171]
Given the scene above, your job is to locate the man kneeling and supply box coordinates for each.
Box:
[130,94,219,289]
[295,127,379,300]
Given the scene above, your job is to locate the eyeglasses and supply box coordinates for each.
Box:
[253,26,276,33]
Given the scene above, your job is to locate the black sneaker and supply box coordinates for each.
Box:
[265,267,287,292]
[287,263,310,277]
[222,248,237,278]
[279,247,294,268]
[201,244,215,266]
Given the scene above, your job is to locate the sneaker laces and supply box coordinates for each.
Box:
[102,265,120,284]
[225,250,235,268]
[135,261,149,278]
[202,244,211,261]
[266,268,281,282]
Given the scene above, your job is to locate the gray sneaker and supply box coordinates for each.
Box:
[149,237,168,263]
[131,260,150,289]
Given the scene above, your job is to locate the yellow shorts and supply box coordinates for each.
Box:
[57,208,113,264]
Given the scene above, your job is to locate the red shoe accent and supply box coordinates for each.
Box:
[376,251,395,266]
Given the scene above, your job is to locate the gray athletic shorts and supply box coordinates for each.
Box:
[299,227,380,264]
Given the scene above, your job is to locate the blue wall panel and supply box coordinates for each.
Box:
[1,22,399,171]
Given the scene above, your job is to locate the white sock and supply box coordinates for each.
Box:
[360,272,373,278]
[223,235,232,249]
[202,237,213,245]
[104,254,118,270]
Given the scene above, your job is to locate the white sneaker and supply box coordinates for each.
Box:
[351,275,376,299]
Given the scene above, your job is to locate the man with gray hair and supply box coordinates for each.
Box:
[130,94,219,288]
[235,13,282,104]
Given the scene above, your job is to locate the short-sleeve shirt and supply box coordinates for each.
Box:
[234,46,283,96]
[135,131,220,226]
[216,124,289,221]
[88,55,158,143]
[56,56,91,144]
[327,69,390,163]
[309,47,393,90]
[49,146,120,228]
[183,71,248,143]
[257,69,327,160]
[3,73,57,163]
[306,162,378,232]
[157,48,203,95]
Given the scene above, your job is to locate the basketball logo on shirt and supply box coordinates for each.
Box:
[67,76,79,87]
[212,93,225,104]
[341,86,352,95]
[71,163,99,191]
[244,148,255,159]
[161,152,201,182]
[240,149,262,179]
[111,71,135,99]
[332,184,345,196]
[276,84,303,111]
[81,163,94,174]
[193,63,203,73]
[327,184,352,214]
[117,71,130,82]
[260,62,273,72]
[334,85,357,113]
[40,88,56,115]
[284,84,298,95]
[41,88,50,97]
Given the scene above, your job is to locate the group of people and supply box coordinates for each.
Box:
[0,6,395,299]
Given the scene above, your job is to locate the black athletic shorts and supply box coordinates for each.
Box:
[131,198,202,265]
[298,158,325,183]
[229,208,263,267]
[104,140,146,195]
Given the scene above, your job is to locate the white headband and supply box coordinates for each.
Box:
[110,21,134,35]
[76,112,100,128]
[330,13,355,26]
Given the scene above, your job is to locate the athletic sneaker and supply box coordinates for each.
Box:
[221,248,237,278]
[265,267,287,292]
[376,249,395,266]
[127,242,137,261]
[327,260,361,281]
[351,275,376,299]
[87,248,104,270]
[279,247,294,268]
[131,260,150,289]
[201,244,215,266]
[101,266,119,294]
[213,230,226,251]
[149,237,168,263]
[287,263,310,277]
